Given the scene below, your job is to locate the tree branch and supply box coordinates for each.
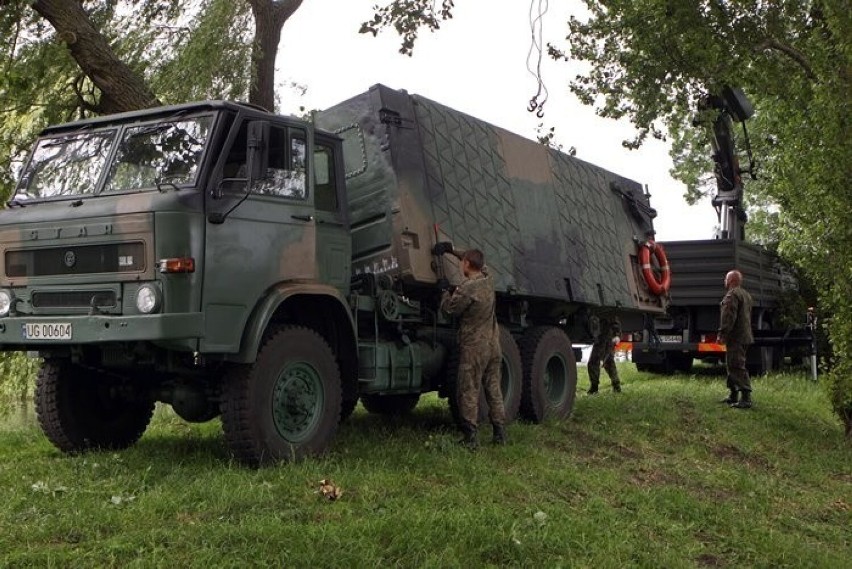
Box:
[756,38,818,82]
[31,0,160,113]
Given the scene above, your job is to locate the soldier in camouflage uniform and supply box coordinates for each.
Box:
[718,270,754,409]
[440,249,506,449]
[587,316,622,394]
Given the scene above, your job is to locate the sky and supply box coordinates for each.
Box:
[274,0,719,241]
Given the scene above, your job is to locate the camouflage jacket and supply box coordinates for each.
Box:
[718,286,754,345]
[603,316,621,339]
[441,272,498,346]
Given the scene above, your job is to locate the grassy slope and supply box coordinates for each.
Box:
[0,366,849,568]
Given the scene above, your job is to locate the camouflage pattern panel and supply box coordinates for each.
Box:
[415,95,660,312]
[318,84,663,313]
[0,191,206,351]
[314,89,409,279]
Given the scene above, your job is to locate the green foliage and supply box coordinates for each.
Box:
[0,367,848,565]
[0,352,40,416]
[360,0,455,55]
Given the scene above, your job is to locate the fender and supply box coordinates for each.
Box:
[233,281,356,363]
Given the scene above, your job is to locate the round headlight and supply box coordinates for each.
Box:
[0,289,12,317]
[136,284,161,314]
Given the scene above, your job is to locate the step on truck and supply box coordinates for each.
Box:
[1,84,665,465]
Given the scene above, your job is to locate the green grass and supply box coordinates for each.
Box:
[1,365,849,568]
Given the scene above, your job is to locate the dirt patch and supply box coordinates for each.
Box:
[831,472,852,484]
[711,444,773,470]
[628,465,682,488]
[547,427,607,459]
[676,399,701,427]
[614,443,643,460]
[696,553,724,567]
[688,484,731,503]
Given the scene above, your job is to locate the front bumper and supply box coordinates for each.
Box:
[0,312,204,346]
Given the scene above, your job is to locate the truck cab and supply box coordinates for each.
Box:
[1,102,358,464]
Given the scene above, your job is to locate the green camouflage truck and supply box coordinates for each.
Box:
[0,84,665,465]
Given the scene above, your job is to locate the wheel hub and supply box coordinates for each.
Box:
[272,362,324,442]
[544,354,567,404]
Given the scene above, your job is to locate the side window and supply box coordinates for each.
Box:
[314,143,338,212]
[254,126,306,199]
[220,123,306,200]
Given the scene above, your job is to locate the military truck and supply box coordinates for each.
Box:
[0,84,665,465]
[627,87,815,375]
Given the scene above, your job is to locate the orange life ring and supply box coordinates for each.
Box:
[638,241,671,295]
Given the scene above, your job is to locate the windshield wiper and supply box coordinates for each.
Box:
[6,192,34,208]
[42,133,97,147]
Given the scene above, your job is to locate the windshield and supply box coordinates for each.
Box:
[17,131,116,198]
[104,116,212,192]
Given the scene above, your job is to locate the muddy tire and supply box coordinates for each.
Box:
[220,326,342,466]
[361,393,420,416]
[446,326,524,426]
[35,360,154,453]
[519,326,577,423]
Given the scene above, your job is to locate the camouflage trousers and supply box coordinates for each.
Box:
[457,342,506,427]
[726,342,751,391]
[587,336,620,389]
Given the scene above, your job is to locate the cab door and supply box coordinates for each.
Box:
[201,118,317,353]
[312,135,351,292]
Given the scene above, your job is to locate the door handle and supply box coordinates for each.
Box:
[291,215,314,222]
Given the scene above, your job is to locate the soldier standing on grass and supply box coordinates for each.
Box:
[587,316,622,394]
[718,270,754,409]
[439,248,507,449]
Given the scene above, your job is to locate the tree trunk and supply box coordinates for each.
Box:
[248,0,304,111]
[31,0,159,114]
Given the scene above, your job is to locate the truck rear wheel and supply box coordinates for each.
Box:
[220,326,342,466]
[519,326,577,423]
[35,360,154,453]
[361,393,420,415]
[446,325,523,426]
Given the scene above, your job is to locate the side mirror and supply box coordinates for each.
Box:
[247,120,270,185]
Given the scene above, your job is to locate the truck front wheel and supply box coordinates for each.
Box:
[519,326,577,423]
[220,326,342,466]
[35,360,154,453]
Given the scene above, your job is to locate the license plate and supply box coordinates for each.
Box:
[22,322,73,340]
[659,334,683,343]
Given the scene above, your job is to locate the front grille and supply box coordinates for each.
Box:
[6,242,145,278]
[32,290,117,308]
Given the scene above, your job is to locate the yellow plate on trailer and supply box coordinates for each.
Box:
[22,322,73,340]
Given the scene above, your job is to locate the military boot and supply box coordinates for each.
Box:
[720,388,738,404]
[612,383,622,393]
[587,383,599,395]
[491,423,507,445]
[720,376,737,404]
[731,390,753,409]
[457,422,478,450]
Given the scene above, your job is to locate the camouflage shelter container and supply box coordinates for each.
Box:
[316,84,664,319]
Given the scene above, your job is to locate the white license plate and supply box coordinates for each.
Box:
[22,322,73,340]
[659,334,683,343]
